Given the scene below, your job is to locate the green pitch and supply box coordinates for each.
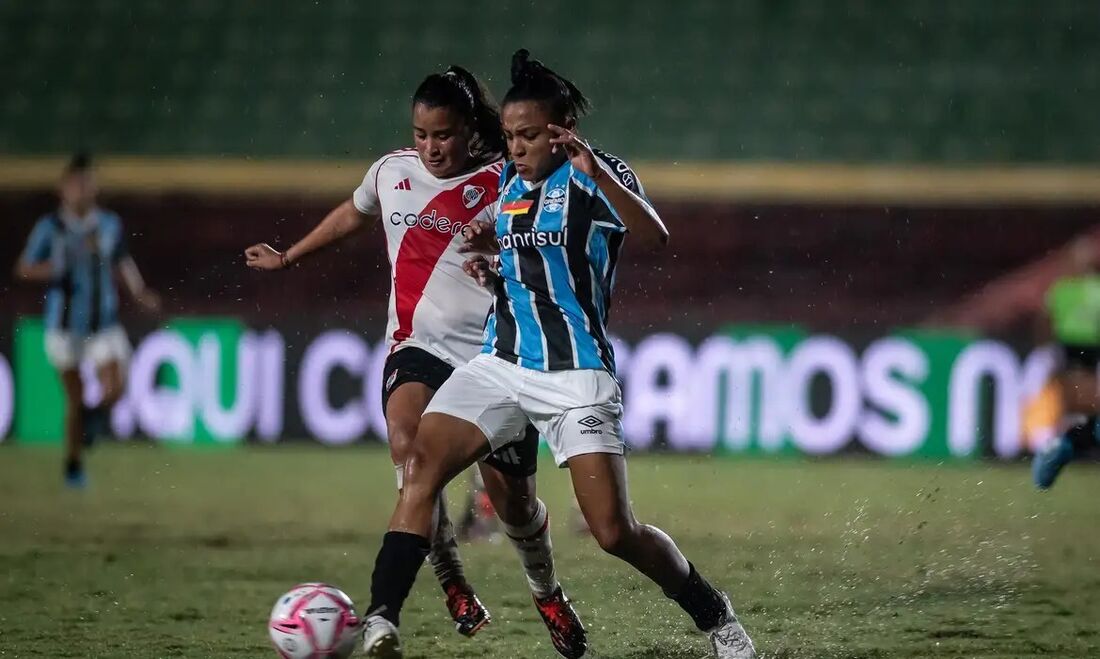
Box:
[1,444,1097,658]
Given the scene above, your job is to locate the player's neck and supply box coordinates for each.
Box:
[60,204,96,226]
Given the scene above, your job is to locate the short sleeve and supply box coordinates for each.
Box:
[594,150,646,199]
[352,158,385,217]
[100,213,129,264]
[584,151,653,233]
[20,218,55,264]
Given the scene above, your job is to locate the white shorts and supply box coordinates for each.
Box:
[45,326,132,371]
[425,353,625,466]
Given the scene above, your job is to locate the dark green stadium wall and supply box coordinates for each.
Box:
[1,0,1098,162]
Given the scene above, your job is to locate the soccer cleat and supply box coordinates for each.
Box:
[708,593,756,659]
[1032,435,1075,489]
[362,614,402,658]
[533,586,588,658]
[445,582,491,637]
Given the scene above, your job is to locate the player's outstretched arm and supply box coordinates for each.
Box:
[118,256,162,313]
[547,124,669,249]
[245,199,370,271]
[545,123,664,247]
[14,223,59,282]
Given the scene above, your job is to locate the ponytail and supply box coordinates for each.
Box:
[412,66,506,161]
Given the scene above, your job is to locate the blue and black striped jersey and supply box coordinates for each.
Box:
[483,150,649,374]
[19,208,129,336]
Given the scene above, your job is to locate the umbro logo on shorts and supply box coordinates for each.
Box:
[578,415,604,435]
[578,415,603,428]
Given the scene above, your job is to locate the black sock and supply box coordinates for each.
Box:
[82,404,109,444]
[64,458,83,477]
[665,562,728,632]
[368,531,431,626]
[1066,416,1098,451]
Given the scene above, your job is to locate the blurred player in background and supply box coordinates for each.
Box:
[245,66,584,648]
[1032,238,1100,488]
[360,50,756,659]
[14,153,160,488]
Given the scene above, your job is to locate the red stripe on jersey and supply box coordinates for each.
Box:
[391,168,500,346]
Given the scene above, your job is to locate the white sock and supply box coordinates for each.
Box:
[503,498,559,599]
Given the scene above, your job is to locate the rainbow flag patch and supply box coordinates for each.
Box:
[501,200,534,216]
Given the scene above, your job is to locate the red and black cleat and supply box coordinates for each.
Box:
[445,582,491,637]
[534,587,588,658]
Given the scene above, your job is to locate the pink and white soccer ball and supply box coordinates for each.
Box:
[268,583,360,659]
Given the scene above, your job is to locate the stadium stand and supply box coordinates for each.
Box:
[1,0,1098,162]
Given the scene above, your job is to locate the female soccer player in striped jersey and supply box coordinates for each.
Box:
[244,66,583,650]
[361,51,757,659]
[15,153,161,488]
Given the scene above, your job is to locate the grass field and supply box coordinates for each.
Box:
[0,444,1097,658]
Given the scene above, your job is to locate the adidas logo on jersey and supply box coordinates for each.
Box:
[394,178,412,191]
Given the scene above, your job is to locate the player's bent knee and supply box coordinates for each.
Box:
[401,456,445,507]
[498,496,537,527]
[591,519,638,558]
[482,470,536,526]
[386,425,416,464]
[403,434,452,494]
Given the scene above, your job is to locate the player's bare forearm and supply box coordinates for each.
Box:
[118,257,146,296]
[593,172,669,249]
[285,199,369,265]
[13,261,55,283]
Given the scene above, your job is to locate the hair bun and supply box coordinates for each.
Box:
[511,49,532,84]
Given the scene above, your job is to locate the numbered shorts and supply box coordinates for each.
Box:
[44,325,131,371]
[425,353,625,467]
[382,346,538,478]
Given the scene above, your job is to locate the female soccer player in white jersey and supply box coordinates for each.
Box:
[360,51,758,659]
[244,66,584,651]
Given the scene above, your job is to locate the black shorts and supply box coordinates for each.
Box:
[382,347,538,478]
[1059,343,1100,371]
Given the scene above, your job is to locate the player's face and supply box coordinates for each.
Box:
[59,170,98,215]
[502,100,568,182]
[412,103,472,179]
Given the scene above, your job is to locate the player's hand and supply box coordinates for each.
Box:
[135,288,162,314]
[244,243,285,271]
[459,220,500,255]
[548,124,601,180]
[462,255,499,288]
